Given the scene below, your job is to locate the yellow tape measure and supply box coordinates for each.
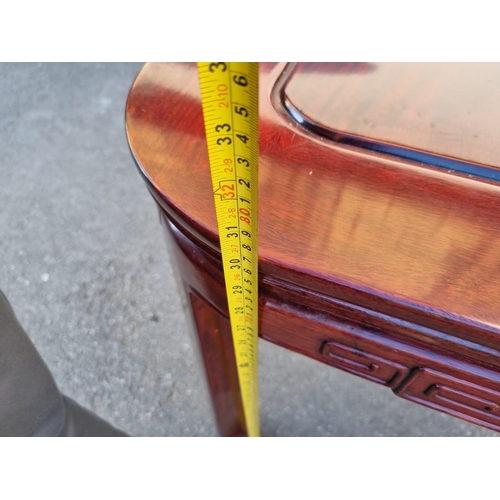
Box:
[197,62,259,437]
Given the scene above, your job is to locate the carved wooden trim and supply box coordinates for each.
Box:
[394,368,500,431]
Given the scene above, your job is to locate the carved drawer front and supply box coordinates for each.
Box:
[320,340,410,387]
[395,368,500,430]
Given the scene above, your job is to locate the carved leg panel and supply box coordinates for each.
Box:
[160,212,246,437]
[188,292,246,436]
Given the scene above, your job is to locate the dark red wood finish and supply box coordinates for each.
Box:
[162,216,246,437]
[126,62,500,435]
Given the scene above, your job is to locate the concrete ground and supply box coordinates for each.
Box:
[0,62,496,436]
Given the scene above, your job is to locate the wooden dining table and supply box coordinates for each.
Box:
[126,62,500,436]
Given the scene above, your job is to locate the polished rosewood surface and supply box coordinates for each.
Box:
[127,63,500,434]
[285,62,500,171]
[127,63,500,342]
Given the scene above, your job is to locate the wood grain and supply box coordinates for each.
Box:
[127,62,500,337]
[126,62,500,434]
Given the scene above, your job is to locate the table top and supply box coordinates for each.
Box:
[126,62,500,349]
[286,62,500,170]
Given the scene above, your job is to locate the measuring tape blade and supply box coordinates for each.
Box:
[197,62,259,437]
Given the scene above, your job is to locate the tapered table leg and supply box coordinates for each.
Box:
[160,212,247,437]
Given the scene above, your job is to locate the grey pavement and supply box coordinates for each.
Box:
[0,62,496,436]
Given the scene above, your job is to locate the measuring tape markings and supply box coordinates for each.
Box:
[197,62,260,437]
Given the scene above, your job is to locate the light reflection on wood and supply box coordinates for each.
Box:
[127,62,500,330]
[286,63,500,169]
